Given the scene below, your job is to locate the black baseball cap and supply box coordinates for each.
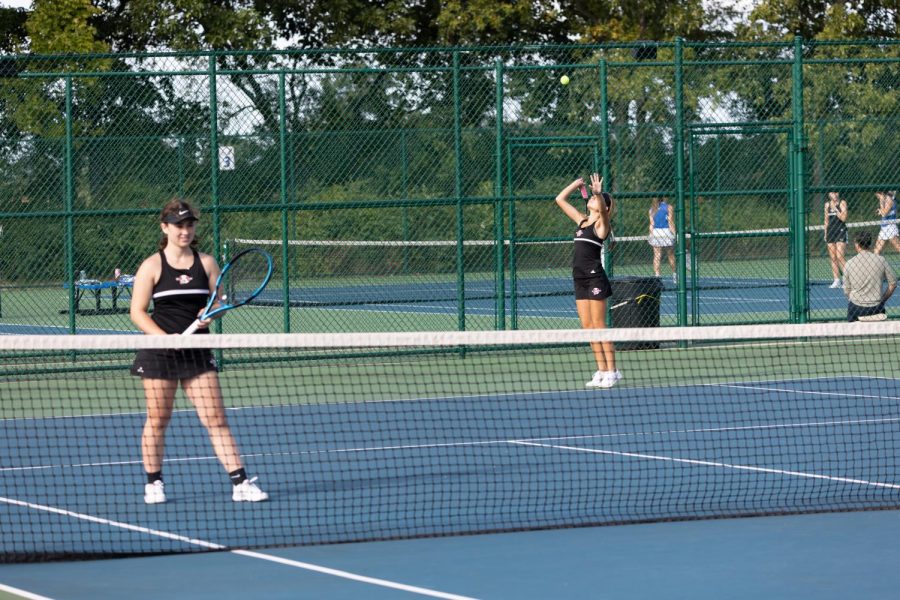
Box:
[162,203,199,224]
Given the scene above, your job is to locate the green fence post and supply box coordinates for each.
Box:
[599,60,610,187]
[453,51,466,332]
[494,58,505,330]
[208,55,221,261]
[599,59,612,282]
[507,139,518,329]
[177,136,186,199]
[279,70,291,332]
[65,76,75,333]
[792,35,809,323]
[674,38,688,327]
[208,55,223,344]
[599,58,614,326]
[401,128,410,276]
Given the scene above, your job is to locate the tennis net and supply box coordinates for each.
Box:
[2,323,900,561]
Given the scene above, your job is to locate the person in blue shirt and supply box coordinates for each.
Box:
[555,173,621,389]
[874,190,900,255]
[647,197,676,283]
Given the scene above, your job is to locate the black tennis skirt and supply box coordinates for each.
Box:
[131,348,218,380]
[825,223,848,244]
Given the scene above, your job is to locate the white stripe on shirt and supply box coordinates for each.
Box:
[152,289,210,299]
[574,237,604,248]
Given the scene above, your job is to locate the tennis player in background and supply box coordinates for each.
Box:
[130,199,268,504]
[555,173,621,389]
[648,196,676,283]
[824,191,849,289]
[874,191,900,255]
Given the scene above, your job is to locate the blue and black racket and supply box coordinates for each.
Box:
[183,248,274,335]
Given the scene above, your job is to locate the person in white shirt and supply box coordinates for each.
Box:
[843,229,896,322]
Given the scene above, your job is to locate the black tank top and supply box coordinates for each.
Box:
[827,203,846,232]
[151,249,211,334]
[572,219,606,278]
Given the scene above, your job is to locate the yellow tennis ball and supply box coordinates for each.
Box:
[560,75,570,86]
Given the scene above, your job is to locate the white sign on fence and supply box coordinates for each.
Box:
[218,146,235,171]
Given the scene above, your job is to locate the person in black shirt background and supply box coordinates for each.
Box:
[130,199,268,504]
[555,173,621,389]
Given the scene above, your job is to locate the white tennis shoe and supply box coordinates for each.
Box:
[232,477,269,502]
[829,279,842,289]
[144,480,166,504]
[586,370,604,388]
[597,370,623,389]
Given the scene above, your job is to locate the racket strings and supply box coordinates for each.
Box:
[222,251,271,305]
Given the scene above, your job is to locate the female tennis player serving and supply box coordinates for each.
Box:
[555,173,621,389]
[130,200,268,504]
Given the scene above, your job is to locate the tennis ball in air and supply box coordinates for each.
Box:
[560,75,570,86]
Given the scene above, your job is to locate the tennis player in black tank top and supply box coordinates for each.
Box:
[824,191,848,289]
[555,173,621,389]
[130,200,268,505]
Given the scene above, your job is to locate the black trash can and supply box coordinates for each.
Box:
[610,276,663,349]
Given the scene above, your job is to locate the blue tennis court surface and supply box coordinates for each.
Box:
[0,275,878,336]
[254,277,856,319]
[3,374,899,556]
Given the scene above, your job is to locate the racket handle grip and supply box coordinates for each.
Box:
[182,320,201,336]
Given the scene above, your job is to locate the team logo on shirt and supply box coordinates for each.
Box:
[576,229,583,236]
[175,274,193,285]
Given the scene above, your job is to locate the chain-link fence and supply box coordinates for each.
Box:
[0,39,897,333]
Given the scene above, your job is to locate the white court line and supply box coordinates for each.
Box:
[6,415,900,474]
[4,374,896,473]
[510,441,900,490]
[713,383,900,402]
[0,496,478,600]
[696,295,785,305]
[0,583,54,600]
[231,550,477,600]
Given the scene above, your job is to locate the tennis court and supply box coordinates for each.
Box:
[2,325,900,597]
[0,270,886,336]
[2,325,899,549]
[4,372,900,551]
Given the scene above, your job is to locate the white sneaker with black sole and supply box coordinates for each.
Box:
[233,477,269,502]
[144,480,166,504]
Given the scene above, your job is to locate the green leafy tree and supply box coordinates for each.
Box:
[738,0,898,40]
[0,7,27,52]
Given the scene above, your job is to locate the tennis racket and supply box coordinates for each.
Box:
[182,248,274,335]
[610,293,660,311]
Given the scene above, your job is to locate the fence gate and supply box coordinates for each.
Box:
[685,124,803,325]
[505,136,601,329]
